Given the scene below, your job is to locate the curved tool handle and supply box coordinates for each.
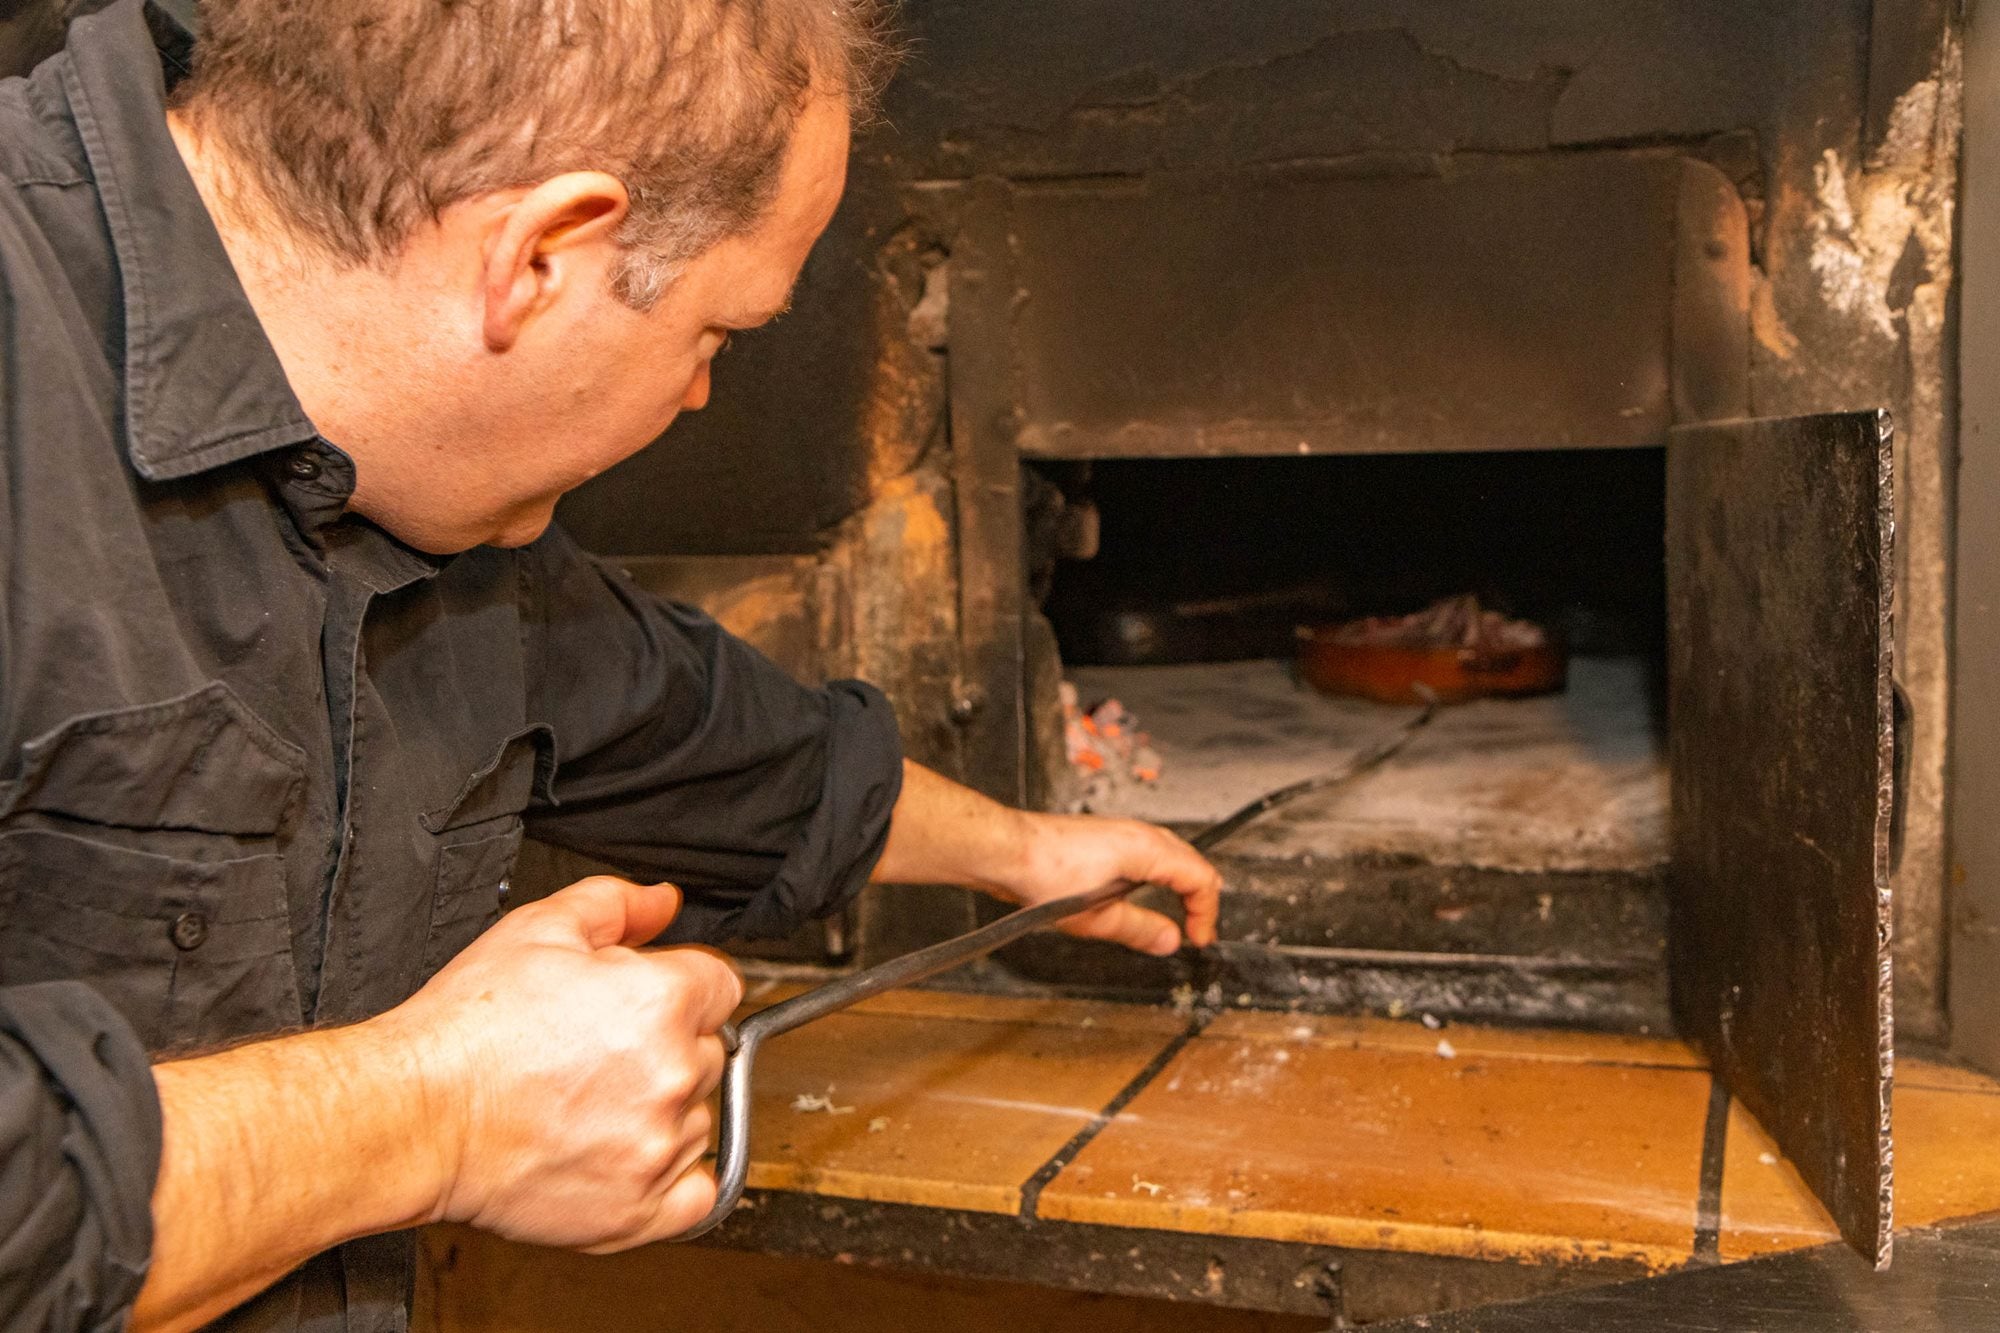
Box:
[675,877,1143,1241]
[689,1018,754,1244]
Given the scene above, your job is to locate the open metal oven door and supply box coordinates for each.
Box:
[1666,409,1896,1268]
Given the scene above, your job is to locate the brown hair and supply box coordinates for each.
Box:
[173,0,896,307]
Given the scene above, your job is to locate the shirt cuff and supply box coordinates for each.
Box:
[0,981,162,1331]
[663,679,904,943]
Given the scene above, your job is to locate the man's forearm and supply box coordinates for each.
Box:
[869,760,1034,892]
[135,1016,451,1333]
[870,760,1224,954]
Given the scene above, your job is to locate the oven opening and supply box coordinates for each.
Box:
[1007,449,1673,1031]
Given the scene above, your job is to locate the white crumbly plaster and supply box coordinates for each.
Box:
[1809,149,1889,338]
[1807,48,1962,343]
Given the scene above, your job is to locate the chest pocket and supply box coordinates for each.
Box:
[418,725,552,982]
[0,682,306,1053]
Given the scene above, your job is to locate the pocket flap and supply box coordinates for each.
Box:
[421,725,556,833]
[0,683,305,836]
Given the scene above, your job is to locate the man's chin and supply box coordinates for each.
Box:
[351,491,558,554]
[486,505,559,549]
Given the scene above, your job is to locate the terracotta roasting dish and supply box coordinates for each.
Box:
[1298,594,1566,706]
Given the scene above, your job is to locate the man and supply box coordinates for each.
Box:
[0,2,1223,1330]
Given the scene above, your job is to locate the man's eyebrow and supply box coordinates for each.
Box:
[728,294,795,328]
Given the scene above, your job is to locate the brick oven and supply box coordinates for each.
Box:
[544,2,1973,1314]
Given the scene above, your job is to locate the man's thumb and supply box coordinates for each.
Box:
[560,876,683,949]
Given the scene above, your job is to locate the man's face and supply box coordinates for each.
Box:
[398,95,852,551]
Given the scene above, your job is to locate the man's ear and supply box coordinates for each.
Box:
[481,171,630,352]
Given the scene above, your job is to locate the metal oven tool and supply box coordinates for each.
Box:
[677,705,1435,1240]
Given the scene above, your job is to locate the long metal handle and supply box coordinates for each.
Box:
[676,876,1144,1240]
[676,704,1435,1242]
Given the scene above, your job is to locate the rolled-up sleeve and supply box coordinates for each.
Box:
[0,982,161,1332]
[520,527,904,943]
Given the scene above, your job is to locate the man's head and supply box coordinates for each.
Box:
[168,0,894,552]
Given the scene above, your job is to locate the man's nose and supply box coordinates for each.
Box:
[682,363,713,412]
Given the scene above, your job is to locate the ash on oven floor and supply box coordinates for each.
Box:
[1064,655,1665,877]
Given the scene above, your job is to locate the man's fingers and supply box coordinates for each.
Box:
[651,1164,723,1247]
[675,1102,716,1168]
[1175,870,1222,949]
[539,876,684,950]
[581,1163,721,1255]
[1148,833,1223,949]
[687,1033,728,1105]
[1068,901,1182,957]
[652,947,745,1034]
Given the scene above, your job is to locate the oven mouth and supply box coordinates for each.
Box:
[991,448,1673,1030]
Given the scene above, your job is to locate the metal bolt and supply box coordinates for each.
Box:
[949,691,985,725]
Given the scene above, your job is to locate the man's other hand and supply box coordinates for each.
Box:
[999,812,1223,957]
[383,875,742,1251]
[872,763,1225,957]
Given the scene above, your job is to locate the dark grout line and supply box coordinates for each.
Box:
[1901,1078,2000,1097]
[1018,1010,1216,1220]
[1691,1075,1732,1266]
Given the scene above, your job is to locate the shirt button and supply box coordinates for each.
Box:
[169,911,210,951]
[287,453,322,481]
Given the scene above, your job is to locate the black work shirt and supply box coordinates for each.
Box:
[0,4,904,1329]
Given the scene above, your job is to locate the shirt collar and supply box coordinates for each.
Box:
[61,0,317,483]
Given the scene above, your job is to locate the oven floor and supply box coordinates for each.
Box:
[1064,656,1665,874]
[422,987,2000,1324]
[728,986,1993,1270]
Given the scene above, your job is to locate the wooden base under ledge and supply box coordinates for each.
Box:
[415,989,2000,1328]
